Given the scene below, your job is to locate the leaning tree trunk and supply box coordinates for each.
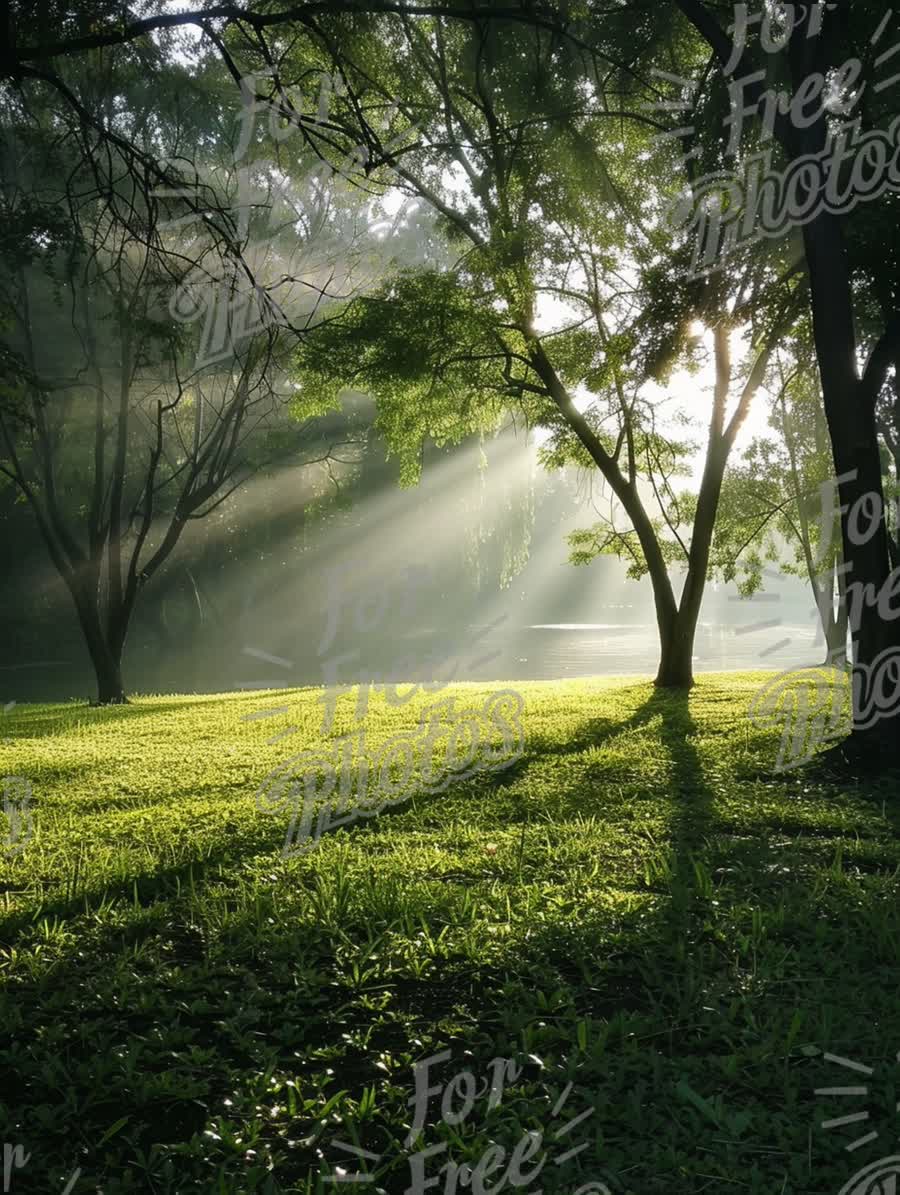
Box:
[654,434,730,690]
[616,487,685,688]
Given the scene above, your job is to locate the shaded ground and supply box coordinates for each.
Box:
[1,674,898,1193]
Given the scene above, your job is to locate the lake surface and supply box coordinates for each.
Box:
[232,619,828,693]
[470,621,825,680]
[3,618,828,704]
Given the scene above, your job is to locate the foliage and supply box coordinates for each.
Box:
[293,270,514,485]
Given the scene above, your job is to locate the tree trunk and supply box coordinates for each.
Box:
[822,564,849,668]
[673,0,900,768]
[824,607,849,669]
[888,528,900,574]
[790,40,900,754]
[68,579,130,705]
[813,347,900,706]
[811,562,849,669]
[92,649,127,705]
[656,612,696,689]
[653,434,730,691]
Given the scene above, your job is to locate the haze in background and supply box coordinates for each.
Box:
[1,418,819,704]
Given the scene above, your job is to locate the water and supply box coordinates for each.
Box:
[429,621,824,683]
[264,620,826,692]
[3,619,826,704]
[519,622,821,678]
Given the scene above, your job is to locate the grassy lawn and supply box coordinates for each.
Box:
[1,675,899,1194]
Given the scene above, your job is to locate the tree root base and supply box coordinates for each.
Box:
[807,733,900,779]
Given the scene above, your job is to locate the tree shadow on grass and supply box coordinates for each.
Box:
[492,686,900,1193]
[0,687,714,1194]
[6,689,317,737]
[0,840,603,1193]
[5,687,895,1194]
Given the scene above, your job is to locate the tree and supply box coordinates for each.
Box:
[709,345,849,668]
[0,82,340,702]
[541,307,799,685]
[658,0,900,760]
[280,9,807,688]
[877,383,900,572]
[10,0,897,735]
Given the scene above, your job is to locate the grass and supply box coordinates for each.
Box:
[1,673,899,1194]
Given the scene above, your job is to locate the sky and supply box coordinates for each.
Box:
[532,293,775,481]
